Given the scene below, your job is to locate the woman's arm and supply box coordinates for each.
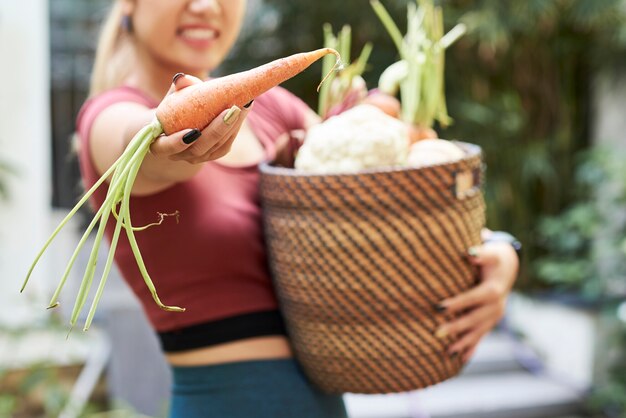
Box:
[89,75,251,195]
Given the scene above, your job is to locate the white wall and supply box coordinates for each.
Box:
[0,0,52,327]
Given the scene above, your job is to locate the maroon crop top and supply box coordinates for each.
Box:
[76,85,310,351]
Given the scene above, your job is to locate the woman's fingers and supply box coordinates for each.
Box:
[149,129,201,158]
[151,96,253,164]
[437,243,515,314]
[163,73,203,97]
[168,101,252,163]
[430,238,520,360]
[435,303,500,339]
[202,106,246,154]
[175,107,242,162]
[193,106,241,153]
[172,73,203,92]
[207,131,238,160]
[466,244,501,266]
[151,74,251,164]
[186,101,253,160]
[468,242,520,293]
[447,322,493,355]
[438,279,505,314]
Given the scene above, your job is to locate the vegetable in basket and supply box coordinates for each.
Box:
[296,104,409,173]
[317,24,373,120]
[371,0,466,141]
[21,48,340,331]
[295,0,468,173]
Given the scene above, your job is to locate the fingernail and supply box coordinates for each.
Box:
[223,105,241,125]
[243,100,254,108]
[468,247,480,258]
[435,328,448,339]
[182,129,201,144]
[433,303,447,313]
[449,351,459,358]
[172,72,185,84]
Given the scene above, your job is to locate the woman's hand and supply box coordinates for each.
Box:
[149,74,252,164]
[434,239,520,362]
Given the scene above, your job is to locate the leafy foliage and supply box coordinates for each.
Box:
[535,148,626,299]
[441,0,626,288]
[531,146,626,417]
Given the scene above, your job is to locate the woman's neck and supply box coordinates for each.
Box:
[125,46,209,102]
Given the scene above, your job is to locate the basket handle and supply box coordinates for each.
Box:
[453,167,481,200]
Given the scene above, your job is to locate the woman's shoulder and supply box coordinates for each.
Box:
[76,86,157,139]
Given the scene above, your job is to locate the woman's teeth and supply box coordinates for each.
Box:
[180,28,216,40]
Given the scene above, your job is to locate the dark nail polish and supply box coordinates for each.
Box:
[450,351,459,358]
[182,129,201,144]
[243,100,254,108]
[434,303,447,313]
[172,72,185,84]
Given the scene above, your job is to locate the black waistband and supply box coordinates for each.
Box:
[158,310,287,353]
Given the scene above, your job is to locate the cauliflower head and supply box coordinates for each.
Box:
[295,104,409,173]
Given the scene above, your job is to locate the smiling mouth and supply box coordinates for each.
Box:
[178,28,218,41]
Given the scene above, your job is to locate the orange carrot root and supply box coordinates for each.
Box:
[156,48,340,135]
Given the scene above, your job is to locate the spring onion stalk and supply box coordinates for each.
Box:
[22,119,185,332]
[371,0,466,129]
[318,24,373,118]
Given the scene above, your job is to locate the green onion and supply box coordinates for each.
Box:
[371,0,466,129]
[22,119,184,332]
[318,24,373,118]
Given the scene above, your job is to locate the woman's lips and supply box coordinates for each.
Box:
[177,27,218,48]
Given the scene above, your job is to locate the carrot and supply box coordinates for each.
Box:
[157,48,340,135]
[22,48,340,332]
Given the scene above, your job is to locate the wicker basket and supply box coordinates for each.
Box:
[259,141,486,394]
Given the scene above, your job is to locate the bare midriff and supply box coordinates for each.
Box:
[165,335,293,366]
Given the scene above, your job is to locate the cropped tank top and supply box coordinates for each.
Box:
[76,85,310,351]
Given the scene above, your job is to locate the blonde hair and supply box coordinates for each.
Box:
[89,1,136,96]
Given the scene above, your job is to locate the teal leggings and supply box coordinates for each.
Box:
[169,358,347,418]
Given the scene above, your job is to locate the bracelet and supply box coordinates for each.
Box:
[484,231,522,260]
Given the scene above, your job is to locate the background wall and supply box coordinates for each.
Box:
[0,0,52,327]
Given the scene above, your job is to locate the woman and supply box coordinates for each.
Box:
[76,0,520,417]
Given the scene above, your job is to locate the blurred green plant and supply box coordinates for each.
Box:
[441,0,626,288]
[0,315,86,417]
[0,314,146,418]
[0,363,66,417]
[535,147,626,300]
[533,147,626,417]
[0,158,17,202]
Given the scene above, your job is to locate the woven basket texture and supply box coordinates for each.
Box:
[259,142,486,394]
